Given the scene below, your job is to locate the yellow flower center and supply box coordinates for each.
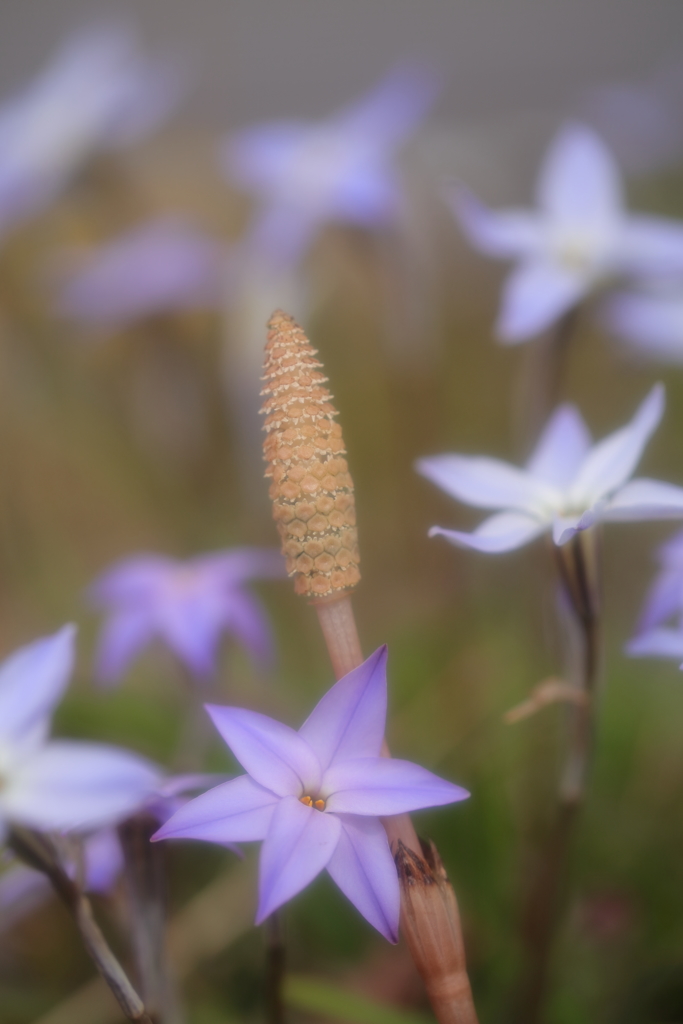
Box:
[300,795,326,811]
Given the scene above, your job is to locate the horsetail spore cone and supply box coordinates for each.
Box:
[261,310,360,598]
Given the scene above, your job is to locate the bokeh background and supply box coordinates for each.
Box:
[2,2,683,1024]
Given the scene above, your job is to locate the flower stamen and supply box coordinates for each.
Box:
[299,794,326,811]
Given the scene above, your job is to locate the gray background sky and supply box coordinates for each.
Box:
[1,0,682,130]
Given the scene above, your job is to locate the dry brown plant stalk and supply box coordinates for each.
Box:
[261,310,479,1024]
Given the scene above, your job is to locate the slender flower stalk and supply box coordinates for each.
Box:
[261,310,479,1024]
[9,827,153,1023]
[514,529,602,1024]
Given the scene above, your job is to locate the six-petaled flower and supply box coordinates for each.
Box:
[417,384,683,552]
[450,122,683,342]
[89,548,286,685]
[153,646,468,942]
[0,625,161,839]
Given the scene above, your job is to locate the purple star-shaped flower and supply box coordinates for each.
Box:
[604,285,683,364]
[0,23,181,237]
[56,218,225,330]
[450,122,683,342]
[417,384,683,552]
[0,625,161,838]
[626,528,683,664]
[153,646,468,941]
[221,66,438,269]
[89,548,286,685]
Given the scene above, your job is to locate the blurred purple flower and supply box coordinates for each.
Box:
[89,548,286,685]
[57,218,226,329]
[417,384,683,552]
[0,771,226,925]
[0,23,182,236]
[604,286,683,364]
[450,122,683,342]
[221,66,438,269]
[0,626,161,837]
[153,646,467,941]
[626,527,683,663]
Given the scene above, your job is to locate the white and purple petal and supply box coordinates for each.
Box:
[205,705,321,797]
[526,404,592,490]
[600,478,683,522]
[152,775,279,844]
[256,797,341,923]
[569,384,665,505]
[536,123,623,227]
[299,647,387,772]
[496,259,586,343]
[4,741,161,833]
[0,626,75,751]
[626,627,683,660]
[416,454,554,513]
[429,511,545,554]
[327,814,400,943]
[450,187,541,259]
[322,757,469,817]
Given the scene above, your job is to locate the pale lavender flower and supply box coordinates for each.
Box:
[417,384,683,552]
[0,24,181,236]
[604,286,683,364]
[626,528,683,662]
[89,548,286,685]
[450,122,683,342]
[0,626,161,838]
[153,646,468,941]
[57,218,225,329]
[221,67,438,269]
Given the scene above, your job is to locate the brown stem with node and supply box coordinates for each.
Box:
[262,310,478,1024]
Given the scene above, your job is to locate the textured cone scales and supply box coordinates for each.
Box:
[261,310,361,598]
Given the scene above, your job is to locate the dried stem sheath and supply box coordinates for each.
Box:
[9,827,153,1024]
[514,530,602,1024]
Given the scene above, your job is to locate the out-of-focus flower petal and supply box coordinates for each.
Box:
[58,220,224,328]
[4,741,161,832]
[94,610,153,687]
[526,405,592,489]
[0,626,75,752]
[416,454,555,513]
[637,567,683,632]
[323,757,469,816]
[450,186,541,258]
[153,775,279,843]
[327,814,399,943]
[221,591,276,671]
[570,384,664,505]
[157,591,225,679]
[626,627,683,659]
[429,512,545,553]
[551,514,585,546]
[204,706,321,797]
[496,259,586,343]
[84,829,124,893]
[620,215,683,277]
[605,290,683,364]
[89,556,172,605]
[536,123,623,226]
[256,796,341,923]
[334,65,438,147]
[299,647,387,772]
[600,479,683,522]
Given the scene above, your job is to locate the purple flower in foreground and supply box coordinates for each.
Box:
[417,384,683,552]
[0,24,181,236]
[57,218,225,329]
[450,122,683,342]
[221,67,438,269]
[90,548,286,685]
[153,647,468,941]
[626,528,683,663]
[604,286,683,364]
[0,626,161,838]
